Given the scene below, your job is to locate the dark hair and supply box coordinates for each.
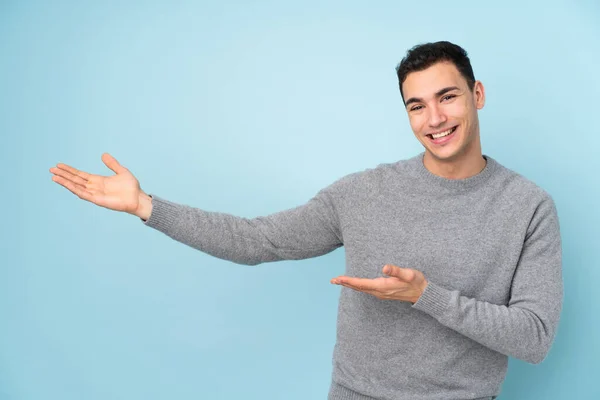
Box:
[395,41,476,104]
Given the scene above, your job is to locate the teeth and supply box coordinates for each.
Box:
[431,127,454,139]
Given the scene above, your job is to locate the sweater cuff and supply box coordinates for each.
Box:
[411,281,453,321]
[140,194,180,234]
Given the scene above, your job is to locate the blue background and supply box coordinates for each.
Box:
[2,0,599,398]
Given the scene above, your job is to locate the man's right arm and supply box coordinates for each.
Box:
[137,186,344,265]
[50,153,345,265]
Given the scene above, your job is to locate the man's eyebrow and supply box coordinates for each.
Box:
[436,86,461,97]
[404,97,422,108]
[404,86,461,108]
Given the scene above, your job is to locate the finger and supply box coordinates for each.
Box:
[50,166,89,188]
[338,282,380,296]
[332,276,374,287]
[54,163,91,181]
[335,277,381,291]
[52,175,95,203]
[101,153,127,174]
[383,264,415,282]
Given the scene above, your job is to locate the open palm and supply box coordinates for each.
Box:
[50,153,142,214]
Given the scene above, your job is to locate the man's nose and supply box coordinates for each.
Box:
[428,105,447,128]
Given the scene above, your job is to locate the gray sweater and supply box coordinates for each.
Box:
[142,152,563,400]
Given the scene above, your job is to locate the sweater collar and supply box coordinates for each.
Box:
[411,151,498,191]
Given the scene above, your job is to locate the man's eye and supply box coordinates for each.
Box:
[442,94,456,101]
[410,105,423,111]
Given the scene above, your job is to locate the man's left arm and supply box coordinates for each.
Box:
[411,195,563,364]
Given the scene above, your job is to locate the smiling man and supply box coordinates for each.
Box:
[403,44,486,177]
[50,41,563,400]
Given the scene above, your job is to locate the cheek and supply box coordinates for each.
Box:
[448,101,470,121]
[409,114,426,135]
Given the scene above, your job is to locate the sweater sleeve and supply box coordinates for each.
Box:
[139,184,344,265]
[411,195,563,364]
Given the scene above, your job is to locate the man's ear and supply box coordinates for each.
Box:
[474,80,485,109]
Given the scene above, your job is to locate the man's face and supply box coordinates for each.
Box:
[402,61,485,163]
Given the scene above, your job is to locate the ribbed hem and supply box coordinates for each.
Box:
[408,152,498,191]
[328,381,496,400]
[140,194,180,234]
[328,382,377,400]
[411,281,453,320]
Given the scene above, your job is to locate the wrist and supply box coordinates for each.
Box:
[414,279,428,303]
[134,191,153,221]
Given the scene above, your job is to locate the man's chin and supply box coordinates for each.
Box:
[425,147,460,162]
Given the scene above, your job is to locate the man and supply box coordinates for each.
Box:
[50,41,563,399]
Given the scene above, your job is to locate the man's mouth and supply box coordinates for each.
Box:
[426,126,458,143]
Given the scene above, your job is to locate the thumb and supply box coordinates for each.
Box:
[383,264,415,282]
[102,153,127,174]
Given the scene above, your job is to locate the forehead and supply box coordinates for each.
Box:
[402,61,467,99]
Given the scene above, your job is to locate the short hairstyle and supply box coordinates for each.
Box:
[395,41,476,104]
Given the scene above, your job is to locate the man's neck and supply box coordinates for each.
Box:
[423,151,487,180]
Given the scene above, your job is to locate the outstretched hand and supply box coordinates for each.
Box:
[331,264,428,304]
[50,153,143,215]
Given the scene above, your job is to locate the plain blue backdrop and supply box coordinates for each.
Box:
[2,0,599,399]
